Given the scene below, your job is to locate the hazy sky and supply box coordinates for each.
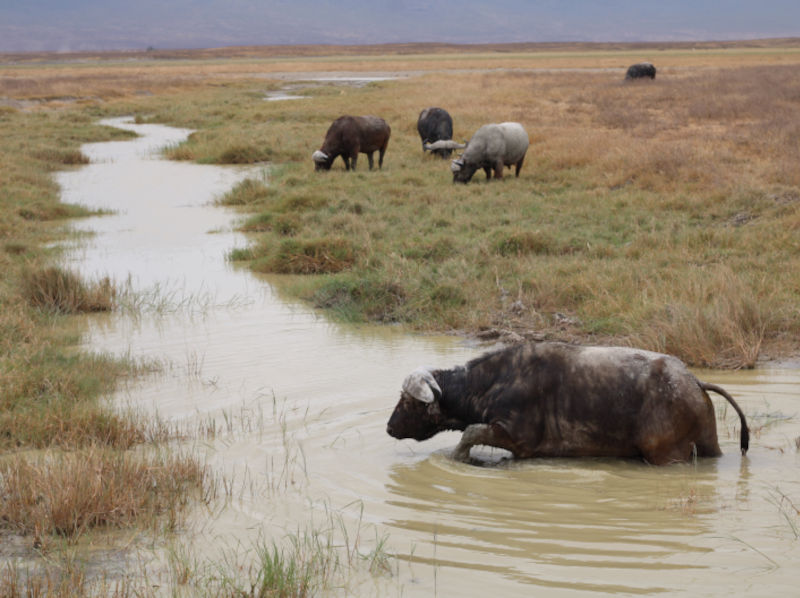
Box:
[1,1,799,53]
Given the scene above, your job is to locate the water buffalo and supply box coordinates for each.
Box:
[625,62,657,80]
[387,342,749,465]
[417,107,455,158]
[451,122,529,183]
[312,115,391,171]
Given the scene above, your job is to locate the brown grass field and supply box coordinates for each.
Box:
[1,39,800,594]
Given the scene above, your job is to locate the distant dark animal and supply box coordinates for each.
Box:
[417,107,455,158]
[312,115,391,171]
[625,62,657,80]
[387,342,749,465]
[451,122,529,184]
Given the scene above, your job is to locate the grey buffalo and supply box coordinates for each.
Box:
[451,122,529,183]
[387,342,749,465]
[312,115,391,171]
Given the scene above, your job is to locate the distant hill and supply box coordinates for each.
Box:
[1,1,799,53]
[3,38,800,64]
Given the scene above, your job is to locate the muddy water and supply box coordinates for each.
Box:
[60,119,799,596]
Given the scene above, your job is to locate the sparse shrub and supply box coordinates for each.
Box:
[260,238,358,274]
[276,192,328,212]
[630,267,776,368]
[33,148,90,166]
[273,214,302,236]
[228,247,256,261]
[241,213,274,232]
[4,243,28,255]
[0,447,206,540]
[218,143,269,164]
[22,267,115,314]
[0,566,92,597]
[17,203,90,221]
[218,177,274,206]
[402,238,457,262]
[428,283,467,307]
[313,275,407,322]
[494,230,557,256]
[240,213,301,235]
[164,143,196,161]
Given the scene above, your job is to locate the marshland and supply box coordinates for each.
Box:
[1,41,799,596]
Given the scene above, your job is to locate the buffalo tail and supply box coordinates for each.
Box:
[700,381,750,455]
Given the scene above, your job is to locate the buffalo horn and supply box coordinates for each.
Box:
[424,140,467,152]
[402,367,441,403]
[312,150,328,162]
[450,159,464,173]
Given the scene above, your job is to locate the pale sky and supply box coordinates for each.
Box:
[1,1,798,53]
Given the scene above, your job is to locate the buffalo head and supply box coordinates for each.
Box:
[312,150,333,171]
[451,158,478,184]
[386,367,444,441]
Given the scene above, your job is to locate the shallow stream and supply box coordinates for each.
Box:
[59,118,800,596]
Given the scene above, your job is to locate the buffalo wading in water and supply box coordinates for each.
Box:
[625,62,657,80]
[417,107,455,158]
[387,342,749,465]
[312,115,391,172]
[451,122,529,183]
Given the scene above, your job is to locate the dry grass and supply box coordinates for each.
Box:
[4,52,796,369]
[0,447,206,542]
[22,267,115,314]
[180,61,799,368]
[3,41,800,104]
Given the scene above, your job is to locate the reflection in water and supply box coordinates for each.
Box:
[386,457,717,594]
[60,119,800,597]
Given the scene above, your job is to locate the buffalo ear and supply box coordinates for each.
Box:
[402,367,441,403]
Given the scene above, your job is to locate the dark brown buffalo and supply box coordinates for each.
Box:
[417,107,454,158]
[312,115,391,171]
[625,62,657,80]
[387,342,749,465]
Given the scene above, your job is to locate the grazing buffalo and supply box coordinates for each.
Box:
[387,342,749,465]
[312,115,391,171]
[451,122,529,183]
[417,107,455,158]
[625,62,657,80]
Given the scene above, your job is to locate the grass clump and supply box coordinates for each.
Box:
[22,267,115,314]
[256,237,359,275]
[0,447,206,541]
[493,230,558,257]
[312,275,408,323]
[32,148,90,166]
[164,130,273,164]
[218,177,275,207]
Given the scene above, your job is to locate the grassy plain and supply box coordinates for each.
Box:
[1,40,800,594]
[80,42,799,369]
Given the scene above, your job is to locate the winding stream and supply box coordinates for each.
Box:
[58,118,800,596]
